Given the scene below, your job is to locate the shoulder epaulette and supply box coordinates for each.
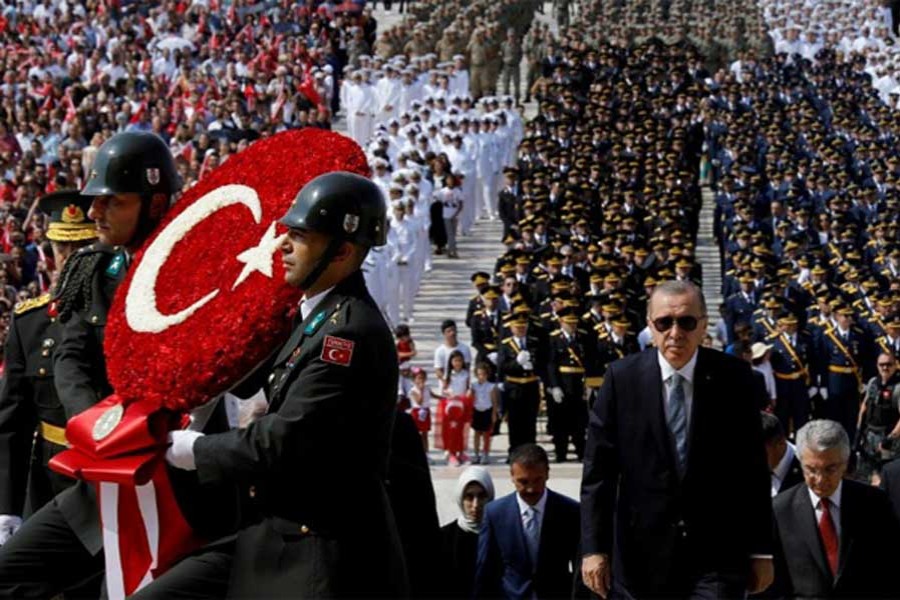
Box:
[14,293,51,315]
[550,330,562,336]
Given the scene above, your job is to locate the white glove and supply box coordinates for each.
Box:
[165,430,205,471]
[522,361,534,371]
[550,387,564,404]
[820,387,828,401]
[0,515,22,545]
[516,350,531,366]
[808,387,818,399]
[487,351,498,365]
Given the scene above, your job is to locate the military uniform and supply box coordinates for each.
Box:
[819,325,870,442]
[498,328,545,455]
[500,35,524,102]
[175,272,408,597]
[545,321,600,461]
[0,295,72,520]
[769,328,815,432]
[0,133,235,598]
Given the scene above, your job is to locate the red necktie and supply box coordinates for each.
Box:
[818,497,839,576]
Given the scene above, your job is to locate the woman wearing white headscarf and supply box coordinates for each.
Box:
[439,466,495,598]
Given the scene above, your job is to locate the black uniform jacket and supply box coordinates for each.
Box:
[193,270,409,597]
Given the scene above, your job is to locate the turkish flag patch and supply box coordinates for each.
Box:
[321,335,354,366]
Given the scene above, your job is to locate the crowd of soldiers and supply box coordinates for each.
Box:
[457,1,900,471]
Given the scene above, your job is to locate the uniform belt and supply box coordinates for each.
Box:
[585,377,604,388]
[506,375,539,384]
[829,365,857,374]
[559,366,585,374]
[774,371,806,381]
[39,421,68,447]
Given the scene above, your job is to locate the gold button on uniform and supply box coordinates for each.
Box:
[42,350,50,357]
[91,315,99,324]
[300,525,310,535]
[38,367,47,376]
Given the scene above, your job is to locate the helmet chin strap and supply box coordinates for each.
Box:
[131,193,160,249]
[299,237,344,292]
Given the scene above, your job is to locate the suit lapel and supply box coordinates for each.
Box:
[835,484,854,584]
[793,485,832,582]
[686,349,713,471]
[501,495,532,573]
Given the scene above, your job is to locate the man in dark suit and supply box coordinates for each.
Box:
[149,173,407,597]
[581,280,774,599]
[761,412,803,497]
[772,419,900,598]
[474,444,580,599]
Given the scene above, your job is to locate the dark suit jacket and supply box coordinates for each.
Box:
[194,271,407,597]
[475,490,580,599]
[772,480,900,598]
[581,347,773,596]
[879,457,900,523]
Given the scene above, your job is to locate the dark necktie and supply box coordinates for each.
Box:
[818,497,839,576]
[667,373,688,471]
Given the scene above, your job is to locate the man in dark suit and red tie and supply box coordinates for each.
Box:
[580,280,774,599]
[771,419,900,598]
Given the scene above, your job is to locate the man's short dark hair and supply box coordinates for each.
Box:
[760,412,785,445]
[509,443,549,469]
[441,319,457,332]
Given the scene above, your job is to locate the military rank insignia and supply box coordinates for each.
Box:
[106,252,125,277]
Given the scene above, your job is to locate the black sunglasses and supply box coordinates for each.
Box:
[652,315,706,332]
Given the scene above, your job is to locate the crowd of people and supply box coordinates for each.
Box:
[762,0,900,108]
[0,0,382,350]
[340,0,535,327]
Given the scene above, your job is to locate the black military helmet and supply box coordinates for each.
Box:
[279,171,387,248]
[81,132,180,197]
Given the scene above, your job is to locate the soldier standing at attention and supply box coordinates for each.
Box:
[468,28,489,100]
[500,28,524,104]
[546,308,601,463]
[0,191,97,544]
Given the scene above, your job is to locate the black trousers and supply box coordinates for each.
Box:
[0,496,103,599]
[130,540,233,599]
[550,392,587,461]
[504,380,540,453]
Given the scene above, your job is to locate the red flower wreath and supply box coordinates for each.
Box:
[103,129,370,413]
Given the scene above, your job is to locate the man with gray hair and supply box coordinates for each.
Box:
[771,419,900,597]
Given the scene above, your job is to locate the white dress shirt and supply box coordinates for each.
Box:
[516,488,548,541]
[300,286,335,321]
[771,442,796,497]
[809,481,843,541]
[658,349,699,428]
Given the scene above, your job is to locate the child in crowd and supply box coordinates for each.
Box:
[408,367,434,453]
[441,350,472,466]
[470,362,499,464]
[395,323,417,364]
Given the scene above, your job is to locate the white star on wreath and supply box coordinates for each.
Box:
[232,221,286,290]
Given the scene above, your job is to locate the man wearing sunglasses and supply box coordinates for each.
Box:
[581,280,774,599]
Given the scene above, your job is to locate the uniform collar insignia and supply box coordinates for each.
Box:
[304,310,328,335]
[105,252,125,277]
